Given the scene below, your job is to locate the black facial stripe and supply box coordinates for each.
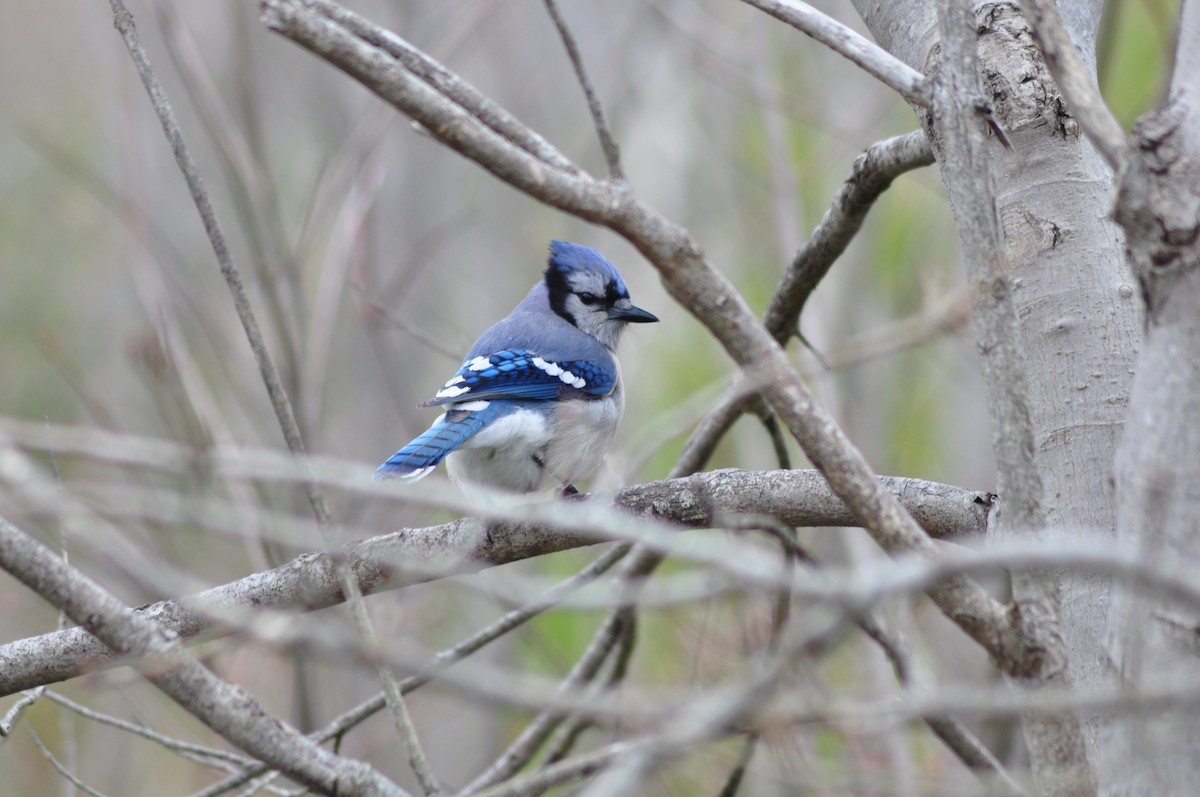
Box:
[544,265,577,326]
[605,281,626,305]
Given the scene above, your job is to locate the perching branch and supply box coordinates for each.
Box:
[0,467,991,696]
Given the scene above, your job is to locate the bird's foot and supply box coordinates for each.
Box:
[559,484,588,500]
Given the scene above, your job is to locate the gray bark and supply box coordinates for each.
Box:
[1108,0,1200,791]
[853,0,1138,792]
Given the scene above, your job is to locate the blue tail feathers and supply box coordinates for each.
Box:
[374,408,490,481]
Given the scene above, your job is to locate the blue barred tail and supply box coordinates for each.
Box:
[374,411,489,481]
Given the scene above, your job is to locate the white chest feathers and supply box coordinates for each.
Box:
[445,387,624,496]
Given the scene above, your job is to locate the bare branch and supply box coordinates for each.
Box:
[764,130,935,345]
[739,0,933,108]
[1019,0,1128,172]
[468,741,635,797]
[460,610,632,795]
[302,0,581,176]
[542,0,624,180]
[44,690,254,769]
[106,3,437,779]
[106,0,316,507]
[187,544,630,797]
[674,130,934,481]
[0,687,43,739]
[0,515,408,797]
[28,725,112,797]
[858,616,1026,795]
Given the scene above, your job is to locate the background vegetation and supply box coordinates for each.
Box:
[0,1,1179,794]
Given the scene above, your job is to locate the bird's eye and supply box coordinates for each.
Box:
[577,292,601,306]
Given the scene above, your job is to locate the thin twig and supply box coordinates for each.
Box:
[573,598,859,795]
[458,610,632,795]
[0,687,44,739]
[535,616,637,779]
[716,734,759,797]
[105,0,311,505]
[857,616,1026,796]
[186,543,631,797]
[0,515,408,797]
[759,413,792,470]
[28,725,112,797]
[1019,0,1128,173]
[542,0,624,180]
[298,0,580,176]
[678,130,933,488]
[44,690,255,768]
[469,741,636,797]
[739,0,933,107]
[105,3,438,788]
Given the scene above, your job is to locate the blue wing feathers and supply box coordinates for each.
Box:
[424,349,616,406]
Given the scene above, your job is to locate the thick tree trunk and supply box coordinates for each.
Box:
[853,0,1140,791]
[1110,1,1200,791]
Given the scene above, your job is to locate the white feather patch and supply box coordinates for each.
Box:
[455,400,491,412]
[559,371,586,389]
[467,356,492,371]
[464,408,550,450]
[435,384,471,399]
[531,356,562,376]
[532,356,586,389]
[400,466,435,482]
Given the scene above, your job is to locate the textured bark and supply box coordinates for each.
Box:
[929,1,1095,791]
[854,0,1136,792]
[1108,1,1200,789]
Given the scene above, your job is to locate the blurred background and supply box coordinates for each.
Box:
[0,0,1177,794]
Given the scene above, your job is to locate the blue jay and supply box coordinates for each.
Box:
[376,240,658,495]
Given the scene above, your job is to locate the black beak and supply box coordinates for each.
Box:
[608,302,659,323]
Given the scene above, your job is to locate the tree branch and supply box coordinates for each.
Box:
[186,543,632,797]
[1019,0,1128,172]
[542,0,624,180]
[261,0,1024,686]
[0,468,991,695]
[0,516,408,797]
[107,4,436,783]
[738,0,934,108]
[764,129,934,344]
